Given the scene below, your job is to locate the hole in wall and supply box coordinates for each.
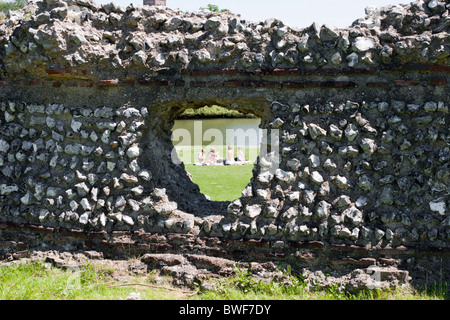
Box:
[171,105,262,203]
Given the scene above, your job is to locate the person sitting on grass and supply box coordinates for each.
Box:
[234,147,249,165]
[225,145,235,165]
[197,149,206,165]
[207,147,223,165]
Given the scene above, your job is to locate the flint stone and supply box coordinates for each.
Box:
[0,184,18,195]
[80,198,92,211]
[258,171,274,184]
[308,124,327,140]
[310,171,324,184]
[344,206,363,225]
[227,199,242,216]
[429,200,447,216]
[126,145,140,158]
[353,37,375,52]
[64,144,81,155]
[153,201,177,215]
[316,200,331,219]
[0,140,10,153]
[245,204,262,219]
[275,169,295,184]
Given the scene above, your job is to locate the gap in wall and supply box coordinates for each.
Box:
[171,105,262,202]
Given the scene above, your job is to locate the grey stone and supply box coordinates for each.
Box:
[153,201,177,216]
[316,200,331,219]
[344,206,363,225]
[308,124,327,140]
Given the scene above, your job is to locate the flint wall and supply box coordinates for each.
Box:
[0,0,448,278]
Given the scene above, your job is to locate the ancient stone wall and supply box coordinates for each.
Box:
[0,0,448,282]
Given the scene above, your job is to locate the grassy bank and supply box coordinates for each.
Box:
[0,261,446,300]
[0,261,188,300]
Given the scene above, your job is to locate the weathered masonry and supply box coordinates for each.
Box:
[0,0,448,285]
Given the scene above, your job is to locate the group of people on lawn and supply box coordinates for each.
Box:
[197,145,250,166]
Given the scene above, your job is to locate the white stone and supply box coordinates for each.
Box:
[71,119,82,132]
[335,175,350,189]
[80,198,91,211]
[75,182,89,196]
[79,213,89,225]
[428,0,439,9]
[344,206,363,225]
[90,131,98,142]
[346,52,359,67]
[129,159,140,173]
[308,154,320,168]
[316,200,331,218]
[5,111,15,122]
[351,227,360,240]
[353,37,374,52]
[0,140,10,153]
[107,161,116,171]
[39,209,49,221]
[69,200,78,211]
[20,192,31,205]
[308,124,327,139]
[275,169,295,184]
[222,223,232,232]
[310,171,324,184]
[131,186,144,195]
[297,34,309,52]
[258,171,274,184]
[46,187,59,197]
[304,190,316,204]
[99,213,107,227]
[120,173,138,184]
[345,124,358,141]
[0,184,18,195]
[430,200,447,216]
[115,196,126,208]
[356,196,368,208]
[259,157,272,168]
[122,215,135,226]
[101,130,110,144]
[298,225,309,234]
[126,145,140,158]
[360,138,377,154]
[46,116,55,128]
[64,144,81,155]
[138,169,152,181]
[245,205,262,219]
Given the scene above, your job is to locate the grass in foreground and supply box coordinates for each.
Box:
[0,261,191,300]
[0,261,447,300]
[185,163,254,201]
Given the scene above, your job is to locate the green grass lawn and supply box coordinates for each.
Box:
[185,164,254,201]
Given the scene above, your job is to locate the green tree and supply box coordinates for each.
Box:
[0,0,27,14]
[200,4,230,13]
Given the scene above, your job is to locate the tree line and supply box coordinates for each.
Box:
[0,0,27,14]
